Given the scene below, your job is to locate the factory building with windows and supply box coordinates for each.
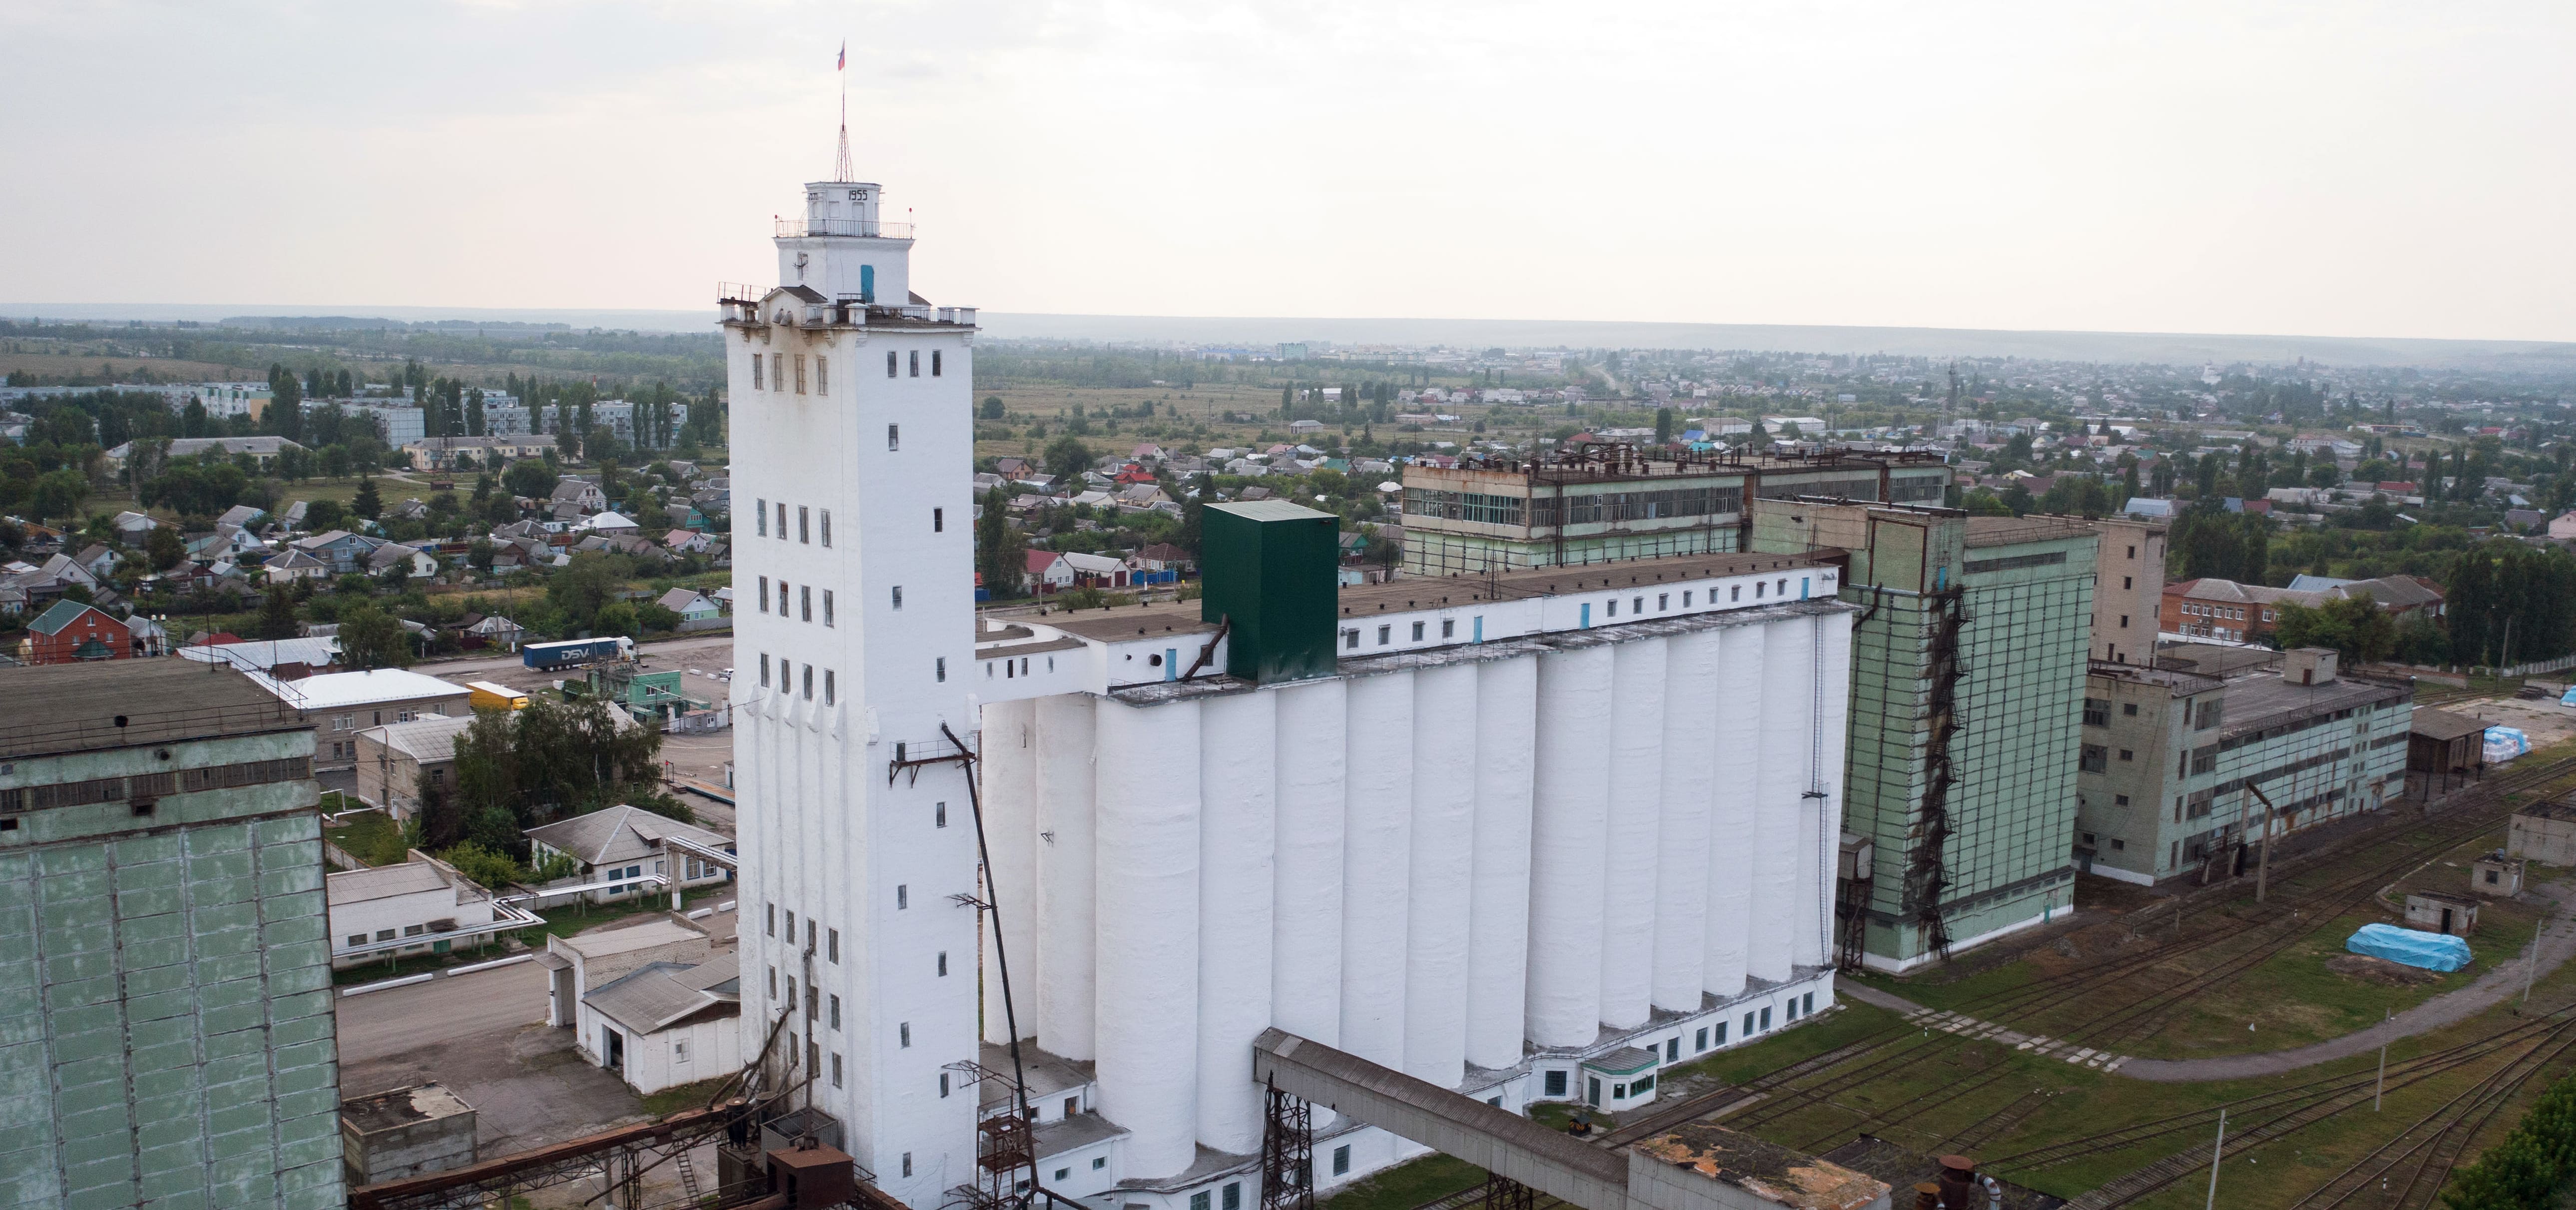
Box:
[726,164,1863,1210]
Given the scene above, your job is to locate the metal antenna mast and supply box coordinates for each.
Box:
[834,39,855,181]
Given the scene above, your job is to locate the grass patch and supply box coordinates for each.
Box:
[331,939,510,986]
[1672,1000,1899,1089]
[324,807,406,867]
[515,896,669,945]
[1319,1153,1484,1210]
[638,1075,735,1118]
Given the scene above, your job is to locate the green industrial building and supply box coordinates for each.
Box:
[0,659,342,1210]
[1752,500,2100,973]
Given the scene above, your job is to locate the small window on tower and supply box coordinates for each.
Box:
[802,665,814,699]
[801,586,812,622]
[799,506,810,544]
[886,350,898,377]
[933,508,944,533]
[888,424,900,451]
[795,355,808,394]
[935,801,948,827]
[752,356,764,390]
[824,670,836,704]
[773,353,784,390]
[932,350,943,376]
[760,654,771,686]
[909,351,920,377]
[899,1022,911,1048]
[817,356,829,394]
[937,951,948,976]
[821,510,832,547]
[892,586,904,610]
[778,502,788,538]
[824,590,835,627]
[936,657,947,682]
[758,576,770,612]
[756,500,768,537]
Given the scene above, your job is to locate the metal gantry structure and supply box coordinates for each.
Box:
[1259,1079,1316,1210]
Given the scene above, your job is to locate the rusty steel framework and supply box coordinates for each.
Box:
[1903,587,1970,962]
[1259,1079,1316,1210]
[350,1010,827,1210]
[1473,1173,1538,1210]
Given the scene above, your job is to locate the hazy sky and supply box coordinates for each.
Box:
[5,2,2571,341]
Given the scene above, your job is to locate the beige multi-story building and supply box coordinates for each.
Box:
[1399,445,1953,576]
[2085,516,2166,665]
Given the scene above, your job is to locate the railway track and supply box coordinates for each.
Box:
[1716,755,2576,1153]
[2283,1014,2576,1209]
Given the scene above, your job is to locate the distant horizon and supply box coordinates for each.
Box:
[6,301,2575,373]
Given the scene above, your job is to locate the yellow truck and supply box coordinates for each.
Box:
[466,680,530,711]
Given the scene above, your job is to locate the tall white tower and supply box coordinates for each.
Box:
[725,163,982,1208]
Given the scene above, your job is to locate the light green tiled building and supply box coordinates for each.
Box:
[1753,501,2100,972]
[0,659,341,1210]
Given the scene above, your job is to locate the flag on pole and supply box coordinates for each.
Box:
[838,41,846,70]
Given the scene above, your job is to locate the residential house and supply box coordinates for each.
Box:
[2281,574,2447,621]
[326,853,505,969]
[354,713,478,821]
[662,501,705,530]
[655,589,722,622]
[578,511,640,537]
[523,805,736,906]
[21,600,132,664]
[366,542,440,579]
[102,435,304,471]
[69,544,119,579]
[293,529,378,574]
[550,479,608,517]
[994,456,1034,479]
[111,511,159,541]
[215,504,266,531]
[264,549,333,584]
[405,435,554,472]
[1023,551,1075,594]
[463,614,527,651]
[1129,543,1195,573]
[1061,552,1131,588]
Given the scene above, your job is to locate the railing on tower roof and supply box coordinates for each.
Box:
[776,217,916,239]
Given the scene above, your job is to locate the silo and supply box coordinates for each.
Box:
[1196,689,1277,1153]
[1599,637,1668,1029]
[1404,661,1479,1088]
[1033,693,1099,1060]
[1801,616,1854,969]
[980,698,1038,1045]
[1093,697,1204,1178]
[1465,655,1538,1070]
[1704,625,1763,998]
[1527,644,1615,1048]
[1750,617,1814,983]
[1271,678,1348,1048]
[1340,670,1416,1071]
[1652,629,1722,1012]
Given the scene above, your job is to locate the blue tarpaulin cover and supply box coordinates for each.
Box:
[2559,685,2576,707]
[2348,922,2472,972]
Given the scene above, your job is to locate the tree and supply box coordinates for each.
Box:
[337,604,414,669]
[28,468,88,523]
[1654,407,1675,445]
[435,841,520,891]
[255,586,300,640]
[980,396,1005,420]
[450,695,687,847]
[504,458,557,501]
[2273,595,2396,663]
[592,601,643,639]
[974,486,1027,598]
[547,552,627,631]
[1044,435,1093,481]
[304,499,346,532]
[144,525,185,571]
[351,477,382,521]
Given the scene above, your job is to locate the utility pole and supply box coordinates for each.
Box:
[2375,1009,2389,1110]
[2204,1108,2226,1210]
[2526,923,2541,1009]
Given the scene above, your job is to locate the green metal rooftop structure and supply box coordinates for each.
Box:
[1753,500,2101,973]
[1199,500,1340,683]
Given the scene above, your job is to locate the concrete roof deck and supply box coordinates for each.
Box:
[326,860,458,907]
[0,659,306,760]
[552,913,709,959]
[1634,1124,1889,1210]
[1963,514,2101,548]
[2089,661,2224,696]
[342,1084,475,1138]
[2218,673,2412,741]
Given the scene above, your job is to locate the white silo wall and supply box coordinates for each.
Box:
[1704,624,1764,997]
[1339,671,1416,1071]
[1271,678,1348,1048]
[1403,661,1479,1089]
[1092,697,1204,1179]
[1598,637,1668,1029]
[1465,654,1539,1070]
[1526,645,1615,1048]
[1196,689,1277,1155]
[1802,615,1855,969]
[1749,617,1814,983]
[980,698,1040,1046]
[1033,693,1099,1061]
[1651,629,1722,1012]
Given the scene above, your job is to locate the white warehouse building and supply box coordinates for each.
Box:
[728,156,1859,1210]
